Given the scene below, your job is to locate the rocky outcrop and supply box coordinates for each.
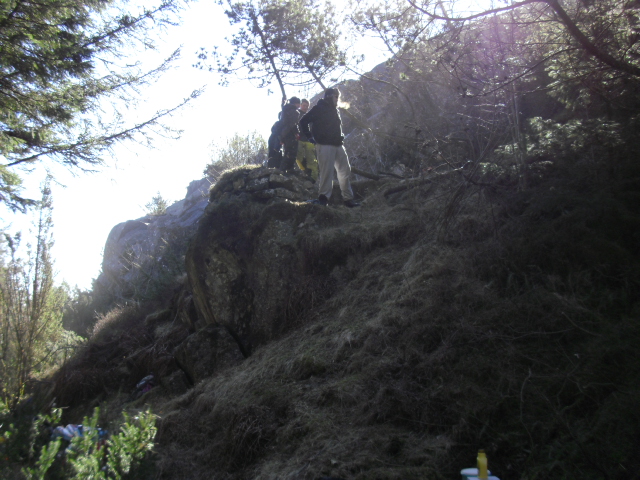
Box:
[186,167,316,355]
[94,58,445,305]
[96,178,212,301]
[173,324,245,385]
[185,165,418,355]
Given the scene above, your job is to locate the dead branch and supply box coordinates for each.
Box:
[352,167,381,180]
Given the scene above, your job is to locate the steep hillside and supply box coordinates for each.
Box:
[3,2,640,478]
[37,144,640,479]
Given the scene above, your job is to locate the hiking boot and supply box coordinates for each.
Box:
[343,199,360,208]
[308,194,328,206]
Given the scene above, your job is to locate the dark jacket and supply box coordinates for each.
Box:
[299,98,344,146]
[297,111,310,143]
[279,103,300,142]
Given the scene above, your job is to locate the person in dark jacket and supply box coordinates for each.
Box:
[279,96,301,172]
[267,116,283,168]
[299,88,359,207]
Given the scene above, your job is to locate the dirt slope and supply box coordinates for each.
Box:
[46,161,640,480]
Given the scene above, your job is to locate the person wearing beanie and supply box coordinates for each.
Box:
[299,88,359,207]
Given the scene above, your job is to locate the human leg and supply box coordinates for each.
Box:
[334,145,354,201]
[267,136,282,168]
[281,138,298,172]
[316,144,336,199]
[295,141,306,172]
[296,141,318,180]
[305,142,319,180]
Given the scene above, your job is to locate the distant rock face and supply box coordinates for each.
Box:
[96,178,212,301]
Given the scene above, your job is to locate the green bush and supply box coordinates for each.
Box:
[144,192,170,216]
[16,406,157,479]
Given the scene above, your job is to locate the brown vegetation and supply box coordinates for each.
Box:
[27,141,640,479]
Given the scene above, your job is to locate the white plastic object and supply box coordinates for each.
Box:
[461,468,491,479]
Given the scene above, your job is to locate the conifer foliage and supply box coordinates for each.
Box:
[199,0,350,98]
[0,0,192,212]
[144,191,170,216]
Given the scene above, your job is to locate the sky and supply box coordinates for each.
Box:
[1,0,495,291]
[1,0,388,290]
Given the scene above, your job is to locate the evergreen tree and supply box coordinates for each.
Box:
[0,0,197,212]
[144,191,170,216]
[345,0,640,182]
[198,0,351,98]
[357,0,640,107]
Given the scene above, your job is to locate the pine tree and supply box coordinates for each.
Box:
[198,0,351,98]
[0,0,197,212]
[144,191,170,216]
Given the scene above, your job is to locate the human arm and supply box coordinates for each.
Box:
[299,108,315,142]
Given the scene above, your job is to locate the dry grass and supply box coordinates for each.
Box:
[150,163,640,479]
[46,301,190,422]
[23,153,640,479]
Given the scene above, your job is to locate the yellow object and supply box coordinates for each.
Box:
[296,141,318,180]
[477,449,488,479]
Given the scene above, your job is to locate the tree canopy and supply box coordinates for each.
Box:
[0,179,79,409]
[353,0,640,105]
[198,0,352,99]
[338,0,640,183]
[0,0,197,212]
[204,131,267,180]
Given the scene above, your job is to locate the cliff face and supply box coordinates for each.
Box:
[96,178,211,301]
[184,167,410,356]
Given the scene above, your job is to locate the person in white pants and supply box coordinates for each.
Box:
[299,88,360,208]
[315,143,354,204]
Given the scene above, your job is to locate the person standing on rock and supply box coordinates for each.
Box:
[299,88,359,207]
[295,99,318,181]
[267,96,287,168]
[279,96,302,173]
[267,117,283,168]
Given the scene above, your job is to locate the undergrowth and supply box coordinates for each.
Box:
[5,117,640,479]
[2,406,157,479]
[148,121,640,479]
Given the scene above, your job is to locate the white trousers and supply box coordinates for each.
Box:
[316,144,354,201]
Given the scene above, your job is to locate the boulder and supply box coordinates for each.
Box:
[187,168,311,351]
[173,324,245,385]
[186,166,371,354]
